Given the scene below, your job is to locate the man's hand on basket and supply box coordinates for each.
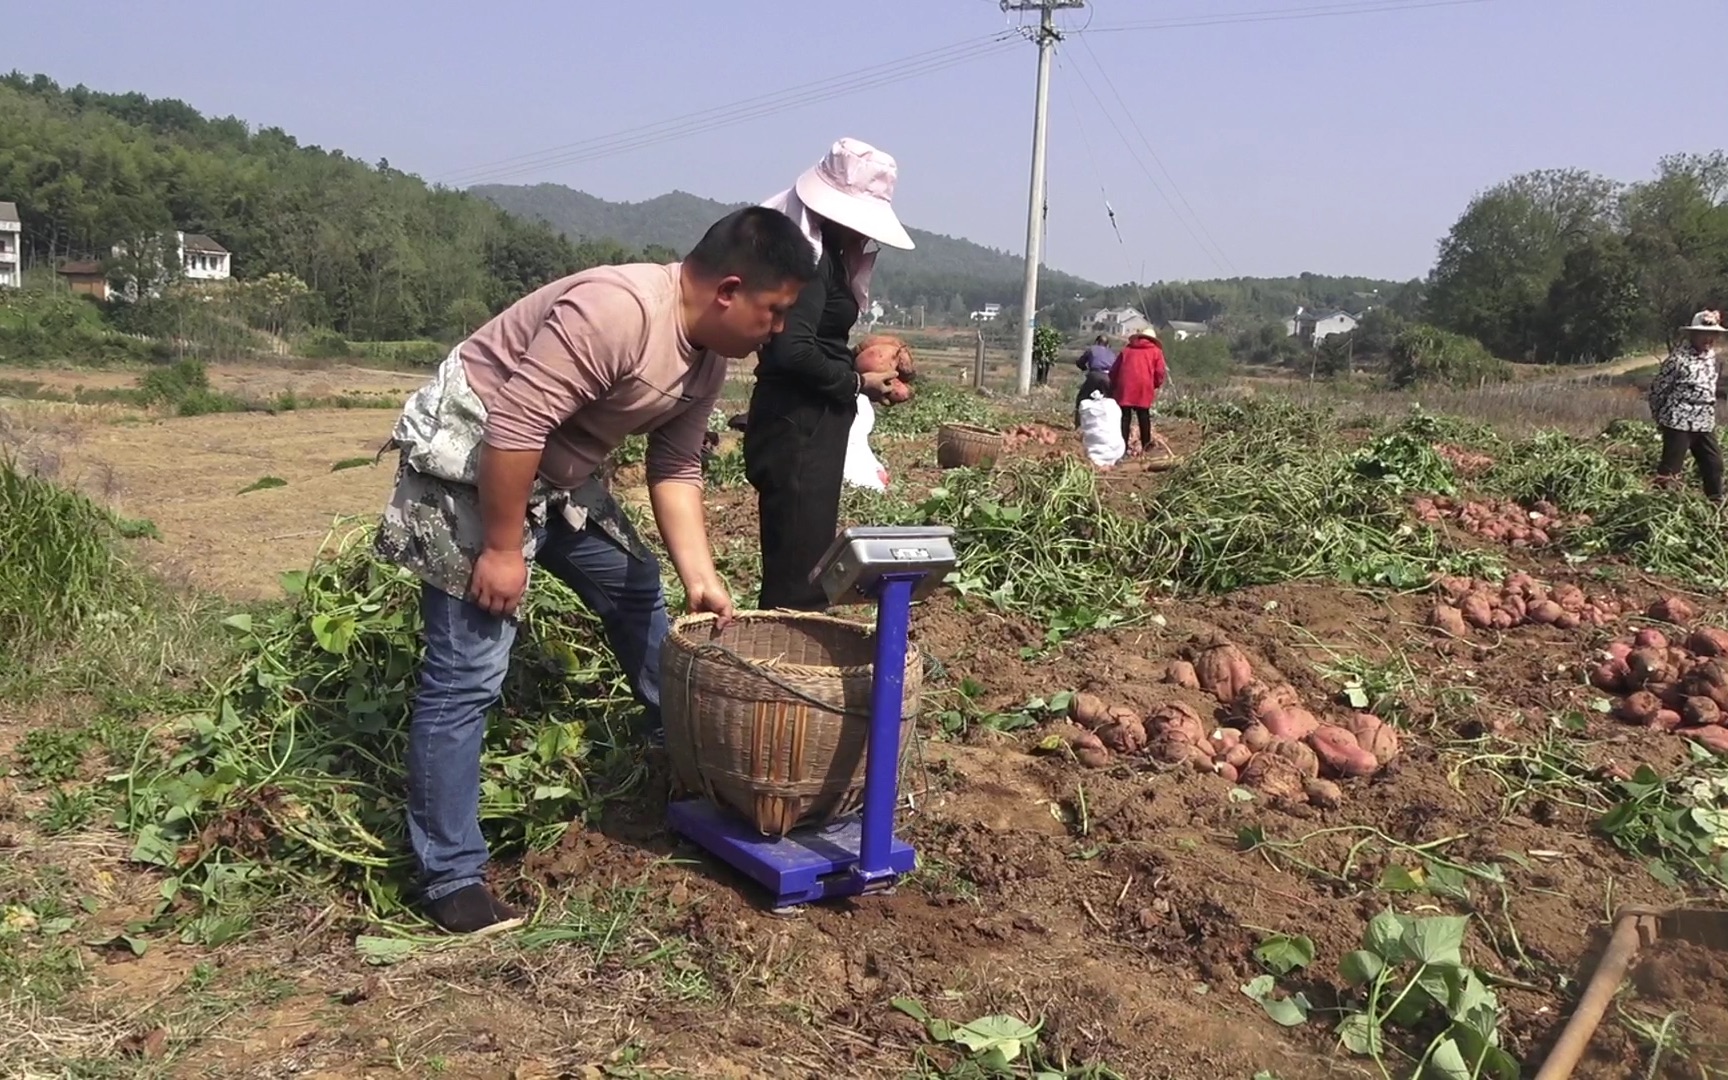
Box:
[686,574,736,629]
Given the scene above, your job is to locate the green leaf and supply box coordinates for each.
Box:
[1425,1036,1473,1080]
[1363,908,1412,963]
[310,612,357,655]
[1254,933,1316,975]
[889,997,930,1023]
[278,570,308,597]
[1379,864,1426,893]
[1337,1012,1383,1056]
[87,932,148,957]
[1340,949,1386,988]
[1240,974,1311,1027]
[355,935,419,966]
[128,824,178,868]
[1449,1022,1520,1080]
[949,1014,1040,1063]
[1402,914,1469,966]
[220,612,253,634]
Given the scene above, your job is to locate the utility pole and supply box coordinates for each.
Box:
[1003,0,1082,396]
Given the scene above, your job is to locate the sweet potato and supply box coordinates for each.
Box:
[1683,726,1728,756]
[1151,738,1209,769]
[1195,642,1255,703]
[1264,705,1321,742]
[1627,648,1670,688]
[1554,611,1581,631]
[1240,723,1273,753]
[1590,660,1631,694]
[1098,716,1149,754]
[1605,641,1634,663]
[1617,690,1662,725]
[1490,609,1516,631]
[1433,575,1475,601]
[1270,739,1320,779]
[1238,682,1300,726]
[1068,692,1110,730]
[1429,602,1469,638]
[1163,661,1201,690]
[1308,725,1378,778]
[1651,709,1685,732]
[1501,594,1529,623]
[1460,593,1495,630]
[1107,704,1141,727]
[1347,712,1400,764]
[1527,600,1564,626]
[1148,703,1207,747]
[1650,596,1698,625]
[1049,724,1111,768]
[1240,753,1306,802]
[1223,743,1254,770]
[1303,777,1343,809]
[1210,727,1242,754]
[1554,585,1588,614]
[1684,697,1723,728]
[1688,627,1728,658]
[1214,762,1240,784]
[1648,681,1685,709]
[1634,628,1670,651]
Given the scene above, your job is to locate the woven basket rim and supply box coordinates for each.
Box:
[667,609,907,679]
[939,422,1002,438]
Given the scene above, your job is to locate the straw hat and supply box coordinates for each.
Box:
[1128,327,1159,342]
[793,138,915,251]
[1683,309,1728,334]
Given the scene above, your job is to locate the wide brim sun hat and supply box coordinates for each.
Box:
[794,137,915,251]
[1682,309,1728,333]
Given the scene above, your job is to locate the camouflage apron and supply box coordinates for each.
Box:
[374,346,651,600]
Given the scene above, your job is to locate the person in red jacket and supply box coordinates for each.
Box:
[1109,328,1167,453]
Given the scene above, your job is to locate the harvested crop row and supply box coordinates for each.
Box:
[1411,496,1584,549]
[1428,572,1622,635]
[1589,604,1728,755]
[1040,641,1402,809]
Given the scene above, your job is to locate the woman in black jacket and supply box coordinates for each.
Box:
[745,138,914,610]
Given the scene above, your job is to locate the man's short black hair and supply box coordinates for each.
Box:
[685,207,817,291]
[1094,335,1108,345]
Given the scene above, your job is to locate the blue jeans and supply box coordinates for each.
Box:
[407,514,668,901]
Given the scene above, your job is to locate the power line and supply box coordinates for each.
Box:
[1073,33,1238,276]
[1078,0,1494,34]
[1060,55,1233,277]
[438,33,1018,187]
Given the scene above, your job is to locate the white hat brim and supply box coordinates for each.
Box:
[1684,324,1728,333]
[796,168,915,251]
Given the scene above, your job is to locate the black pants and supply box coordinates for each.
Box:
[1658,426,1725,500]
[1121,406,1152,450]
[1035,362,1052,387]
[744,383,854,610]
[1074,371,1111,427]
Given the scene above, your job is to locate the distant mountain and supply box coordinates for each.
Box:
[471,184,1097,311]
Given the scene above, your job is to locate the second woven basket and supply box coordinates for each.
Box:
[936,422,1003,470]
[661,611,922,836]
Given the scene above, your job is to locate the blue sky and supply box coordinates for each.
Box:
[11,0,1720,287]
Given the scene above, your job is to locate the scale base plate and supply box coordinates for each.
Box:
[667,799,917,907]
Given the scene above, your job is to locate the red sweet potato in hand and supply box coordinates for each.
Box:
[1308,724,1378,778]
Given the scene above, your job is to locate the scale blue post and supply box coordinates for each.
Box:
[666,526,954,908]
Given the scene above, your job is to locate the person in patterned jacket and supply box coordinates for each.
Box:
[1649,309,1728,501]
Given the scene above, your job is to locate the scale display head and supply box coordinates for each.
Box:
[810,525,958,606]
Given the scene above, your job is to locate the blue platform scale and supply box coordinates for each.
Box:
[666,525,957,908]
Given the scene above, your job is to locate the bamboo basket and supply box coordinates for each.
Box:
[661,611,922,836]
[936,423,1004,470]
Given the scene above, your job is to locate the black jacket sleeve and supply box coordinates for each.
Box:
[756,262,859,406]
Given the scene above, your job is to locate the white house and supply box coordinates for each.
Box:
[110,230,232,298]
[1086,306,1151,337]
[1286,307,1359,346]
[0,202,20,289]
[969,302,1002,322]
[179,233,231,281]
[1159,319,1208,341]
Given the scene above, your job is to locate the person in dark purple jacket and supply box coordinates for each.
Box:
[1073,335,1115,427]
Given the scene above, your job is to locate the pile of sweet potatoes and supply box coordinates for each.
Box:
[1589,598,1728,755]
[1002,423,1064,451]
[1433,444,1496,477]
[1410,497,1581,549]
[1041,638,1401,809]
[1428,573,1622,636]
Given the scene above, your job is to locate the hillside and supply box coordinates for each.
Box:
[472,183,1098,311]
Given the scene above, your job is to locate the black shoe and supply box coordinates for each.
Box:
[646,726,666,749]
[425,884,523,936]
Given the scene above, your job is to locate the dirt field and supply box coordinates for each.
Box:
[3,359,1726,1080]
